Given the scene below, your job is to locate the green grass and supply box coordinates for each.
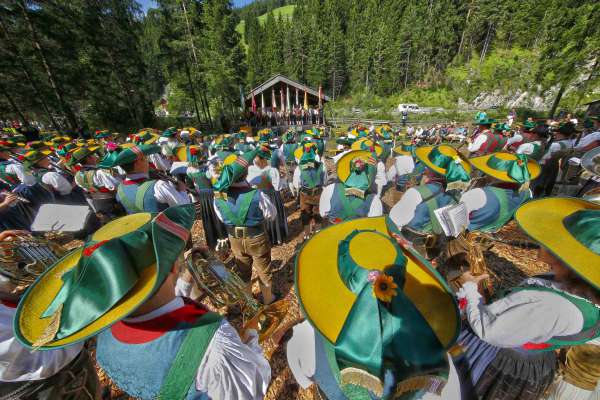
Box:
[236,5,296,47]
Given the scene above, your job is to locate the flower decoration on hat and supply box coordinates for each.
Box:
[372,272,398,303]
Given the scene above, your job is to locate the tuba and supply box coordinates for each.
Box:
[0,234,67,286]
[185,248,288,343]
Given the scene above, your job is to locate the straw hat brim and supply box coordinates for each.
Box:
[15,213,157,349]
[470,152,541,183]
[414,145,472,176]
[581,147,600,176]
[295,216,459,347]
[515,198,600,290]
[351,139,383,157]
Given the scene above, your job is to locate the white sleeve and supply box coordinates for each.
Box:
[153,180,191,206]
[174,277,193,297]
[506,134,523,146]
[459,188,487,213]
[368,195,384,217]
[148,153,172,172]
[292,167,300,189]
[459,282,584,347]
[93,170,121,191]
[575,132,600,149]
[319,183,335,217]
[259,191,276,221]
[386,163,398,182]
[389,188,422,228]
[196,320,271,400]
[516,142,534,155]
[269,167,281,191]
[286,321,317,389]
[8,163,35,185]
[41,172,72,195]
[540,142,561,164]
[467,134,487,152]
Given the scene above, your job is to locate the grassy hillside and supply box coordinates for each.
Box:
[236,5,295,46]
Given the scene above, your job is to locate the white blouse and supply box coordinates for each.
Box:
[246,163,283,191]
[318,183,383,218]
[458,279,587,347]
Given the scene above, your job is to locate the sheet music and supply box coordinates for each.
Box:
[31,204,92,232]
[434,202,469,237]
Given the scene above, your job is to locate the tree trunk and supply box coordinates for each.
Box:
[0,81,29,126]
[480,23,493,64]
[457,4,472,57]
[18,0,78,129]
[183,59,203,126]
[0,16,60,128]
[549,83,565,119]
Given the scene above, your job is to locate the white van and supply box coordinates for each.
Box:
[398,103,420,113]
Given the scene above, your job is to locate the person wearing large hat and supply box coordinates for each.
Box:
[286,216,461,399]
[13,205,271,399]
[467,114,506,155]
[131,130,172,172]
[515,123,549,161]
[247,144,289,245]
[459,152,539,233]
[279,130,299,196]
[293,142,328,240]
[389,145,471,257]
[102,144,190,214]
[386,141,426,193]
[319,149,383,224]
[351,138,388,197]
[69,145,121,220]
[455,198,600,400]
[0,140,36,190]
[212,149,277,305]
[233,131,255,154]
[0,229,100,399]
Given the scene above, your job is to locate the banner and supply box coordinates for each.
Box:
[261,92,265,110]
[318,84,323,108]
[240,85,245,110]
[272,87,276,111]
[286,85,291,111]
[303,90,308,110]
[295,88,299,106]
[280,86,285,112]
[251,90,256,113]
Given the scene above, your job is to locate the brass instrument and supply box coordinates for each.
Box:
[0,234,66,286]
[185,248,288,342]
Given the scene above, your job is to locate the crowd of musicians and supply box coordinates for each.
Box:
[0,112,599,400]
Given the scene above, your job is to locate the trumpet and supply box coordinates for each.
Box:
[0,234,66,286]
[185,248,288,342]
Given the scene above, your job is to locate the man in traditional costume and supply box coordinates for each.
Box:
[386,141,426,193]
[212,150,277,305]
[319,149,383,224]
[13,205,271,399]
[515,123,548,160]
[467,116,507,155]
[103,143,190,214]
[286,216,461,399]
[293,142,327,240]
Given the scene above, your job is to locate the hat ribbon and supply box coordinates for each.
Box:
[563,210,600,255]
[486,154,530,184]
[427,147,470,184]
[334,229,444,379]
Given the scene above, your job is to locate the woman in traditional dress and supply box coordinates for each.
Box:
[455,197,600,400]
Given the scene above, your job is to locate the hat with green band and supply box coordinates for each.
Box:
[351,138,383,158]
[493,123,510,132]
[161,127,178,138]
[473,112,495,125]
[256,144,271,160]
[469,151,541,190]
[297,143,318,168]
[175,145,203,166]
[516,198,600,290]
[336,150,377,199]
[99,144,160,168]
[393,141,414,156]
[296,217,459,397]
[21,150,52,169]
[212,149,258,192]
[520,120,536,132]
[94,130,112,139]
[66,146,100,167]
[14,204,195,349]
[133,130,159,145]
[414,145,472,190]
[282,131,296,143]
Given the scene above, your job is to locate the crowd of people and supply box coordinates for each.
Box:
[242,106,325,129]
[0,111,599,400]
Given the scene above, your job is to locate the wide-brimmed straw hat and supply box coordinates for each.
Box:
[295,216,459,396]
[469,151,541,185]
[414,145,471,190]
[515,198,600,290]
[351,138,383,158]
[14,205,195,349]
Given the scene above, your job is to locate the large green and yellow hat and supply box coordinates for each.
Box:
[295,142,318,167]
[133,130,159,145]
[393,141,414,156]
[515,198,600,290]
[21,150,51,169]
[213,149,258,192]
[351,138,383,158]
[469,152,541,187]
[336,150,377,198]
[99,144,160,168]
[175,145,204,165]
[415,145,472,189]
[473,111,495,126]
[43,136,71,147]
[296,217,459,395]
[14,204,195,349]
[94,130,112,140]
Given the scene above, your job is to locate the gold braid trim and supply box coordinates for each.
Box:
[32,304,62,349]
[394,375,447,398]
[339,367,383,397]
